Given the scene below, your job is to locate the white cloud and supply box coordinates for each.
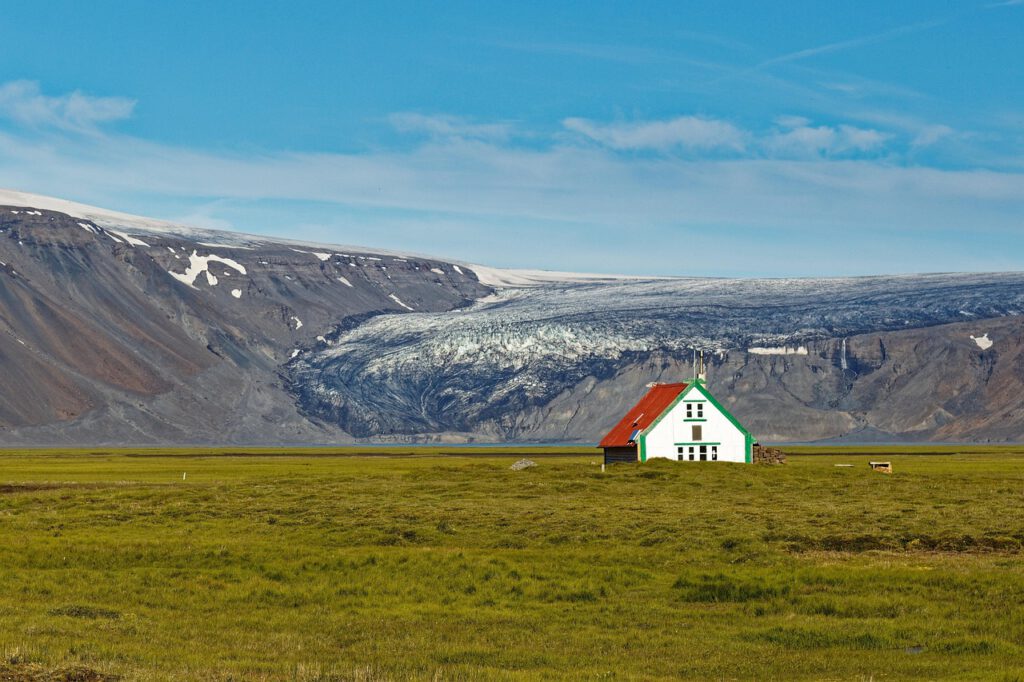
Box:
[1,104,1023,275]
[389,112,513,141]
[0,80,135,132]
[562,115,893,158]
[912,124,956,148]
[562,116,747,152]
[774,115,811,129]
[1,124,1020,231]
[762,123,890,157]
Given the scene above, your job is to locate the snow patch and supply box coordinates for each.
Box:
[452,265,463,275]
[388,293,414,311]
[748,345,809,355]
[971,333,993,350]
[291,316,303,329]
[430,268,444,275]
[106,229,150,247]
[231,289,242,299]
[290,248,331,261]
[198,242,254,250]
[169,250,247,288]
[77,222,98,234]
[336,276,353,287]
[468,264,667,288]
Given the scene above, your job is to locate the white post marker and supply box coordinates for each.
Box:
[182,472,187,480]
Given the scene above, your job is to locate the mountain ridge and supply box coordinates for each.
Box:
[2,190,1023,445]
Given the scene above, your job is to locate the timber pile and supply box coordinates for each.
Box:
[752,445,786,464]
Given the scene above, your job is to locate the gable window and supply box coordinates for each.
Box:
[685,403,693,418]
[685,402,704,419]
[691,424,702,441]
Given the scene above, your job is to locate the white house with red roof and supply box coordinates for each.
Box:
[599,379,755,464]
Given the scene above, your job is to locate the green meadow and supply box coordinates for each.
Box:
[1,447,1023,680]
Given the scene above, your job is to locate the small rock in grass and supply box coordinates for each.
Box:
[510,459,537,471]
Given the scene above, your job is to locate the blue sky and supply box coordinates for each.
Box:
[0,0,1022,276]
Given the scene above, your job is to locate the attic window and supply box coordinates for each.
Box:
[685,403,704,419]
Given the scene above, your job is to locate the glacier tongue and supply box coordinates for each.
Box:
[289,272,1024,438]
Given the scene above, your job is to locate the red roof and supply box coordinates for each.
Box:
[599,382,689,448]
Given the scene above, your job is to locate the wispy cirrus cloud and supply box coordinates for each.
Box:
[388,112,514,142]
[0,80,135,133]
[754,17,950,70]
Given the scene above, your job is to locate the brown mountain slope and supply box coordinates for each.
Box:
[0,205,487,444]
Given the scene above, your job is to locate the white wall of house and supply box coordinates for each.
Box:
[642,385,748,463]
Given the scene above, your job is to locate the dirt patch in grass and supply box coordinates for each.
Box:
[48,605,121,620]
[0,483,151,495]
[767,532,1023,554]
[0,484,71,495]
[0,664,118,681]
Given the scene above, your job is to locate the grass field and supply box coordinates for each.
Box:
[1,447,1023,680]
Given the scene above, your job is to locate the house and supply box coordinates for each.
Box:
[598,379,755,464]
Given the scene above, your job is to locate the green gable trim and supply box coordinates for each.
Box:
[674,442,722,446]
[683,418,707,422]
[638,380,755,459]
[685,382,754,439]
